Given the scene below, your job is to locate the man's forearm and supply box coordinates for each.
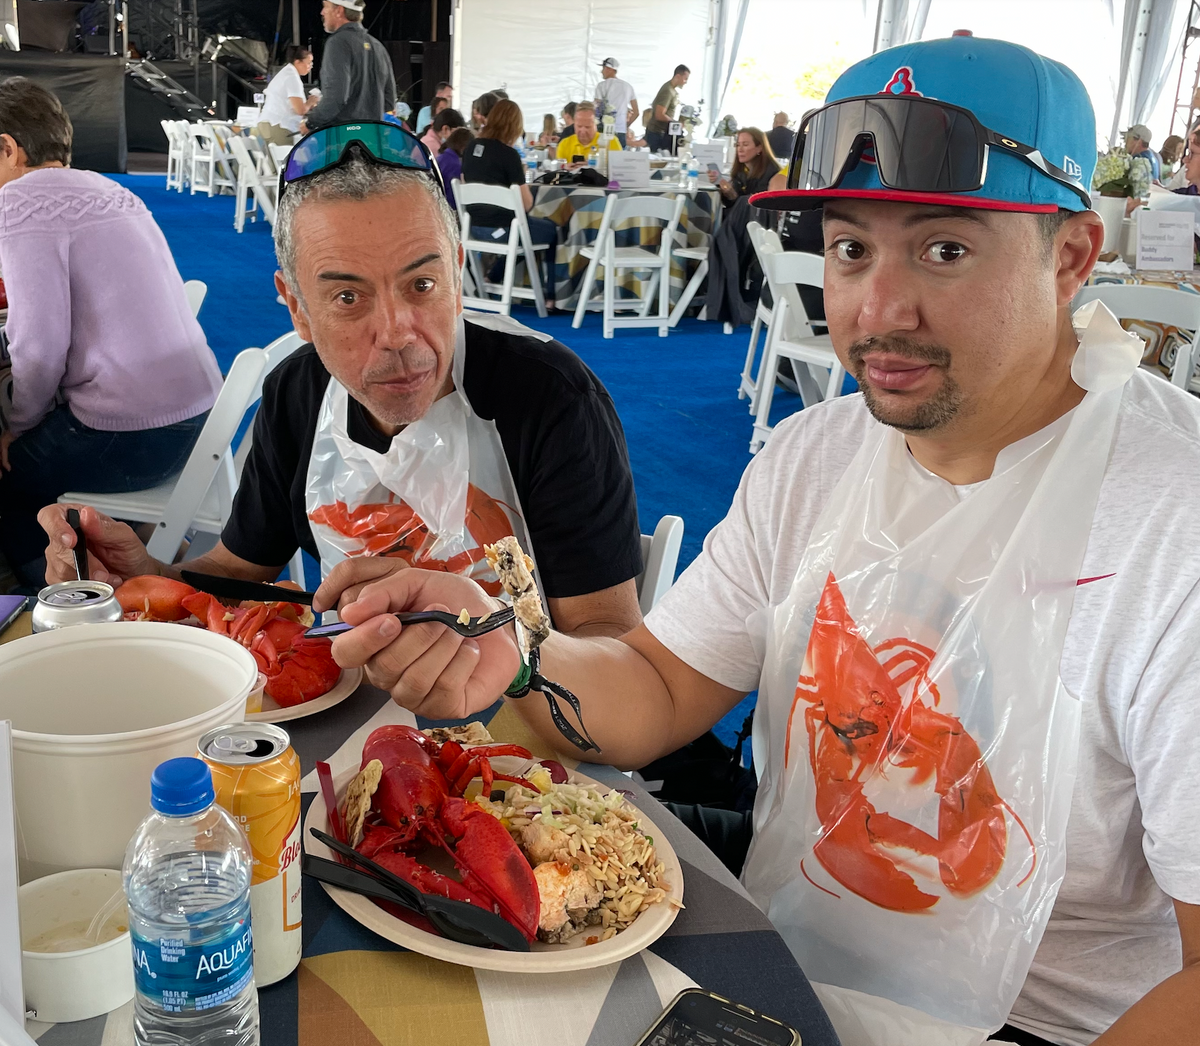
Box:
[507,631,681,768]
[508,625,741,769]
[1095,964,1200,1044]
[158,542,285,585]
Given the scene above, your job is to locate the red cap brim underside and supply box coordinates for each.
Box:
[750,187,1059,213]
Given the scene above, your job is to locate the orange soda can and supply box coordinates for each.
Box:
[199,723,301,986]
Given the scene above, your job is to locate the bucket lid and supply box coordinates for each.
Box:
[151,757,214,816]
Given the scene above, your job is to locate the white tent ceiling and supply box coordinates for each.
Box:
[450,0,1193,149]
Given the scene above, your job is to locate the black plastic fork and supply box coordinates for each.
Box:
[304,605,516,640]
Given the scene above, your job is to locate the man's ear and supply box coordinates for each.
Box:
[1053,211,1105,309]
[275,271,313,343]
[0,134,22,165]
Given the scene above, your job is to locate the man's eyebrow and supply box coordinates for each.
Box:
[401,251,443,273]
[316,252,444,282]
[821,204,991,230]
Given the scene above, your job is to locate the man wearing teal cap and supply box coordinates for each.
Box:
[313,36,1200,1046]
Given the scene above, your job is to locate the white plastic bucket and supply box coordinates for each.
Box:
[0,622,256,880]
[19,868,134,1023]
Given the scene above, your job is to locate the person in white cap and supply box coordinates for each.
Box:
[1123,122,1162,181]
[300,0,396,134]
[593,57,638,147]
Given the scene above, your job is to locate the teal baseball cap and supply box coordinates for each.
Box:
[752,34,1095,213]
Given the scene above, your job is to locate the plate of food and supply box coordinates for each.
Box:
[303,723,684,973]
[113,575,348,714]
[245,665,362,723]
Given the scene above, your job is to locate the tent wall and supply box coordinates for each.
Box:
[452,0,713,133]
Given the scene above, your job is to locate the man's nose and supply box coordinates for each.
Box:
[848,256,921,337]
[375,289,419,348]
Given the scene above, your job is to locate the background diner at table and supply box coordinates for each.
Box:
[5,4,1200,1046]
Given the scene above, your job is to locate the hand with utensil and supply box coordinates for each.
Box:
[314,567,518,723]
[315,565,737,766]
[39,504,160,588]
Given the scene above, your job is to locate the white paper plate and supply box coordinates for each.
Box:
[246,667,363,724]
[303,763,684,972]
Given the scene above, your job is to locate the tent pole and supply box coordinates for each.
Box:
[292,0,300,45]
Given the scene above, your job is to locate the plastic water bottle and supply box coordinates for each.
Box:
[687,157,699,190]
[124,758,259,1046]
[526,155,539,183]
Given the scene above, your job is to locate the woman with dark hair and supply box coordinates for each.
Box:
[0,77,221,590]
[420,104,463,157]
[709,127,781,207]
[437,125,473,208]
[461,98,559,300]
[471,91,501,133]
[257,44,315,145]
[560,101,577,140]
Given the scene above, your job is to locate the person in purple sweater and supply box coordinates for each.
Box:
[0,78,222,590]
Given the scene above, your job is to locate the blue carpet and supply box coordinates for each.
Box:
[115,173,819,748]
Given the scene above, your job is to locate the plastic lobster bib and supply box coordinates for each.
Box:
[741,303,1143,1046]
[305,313,535,591]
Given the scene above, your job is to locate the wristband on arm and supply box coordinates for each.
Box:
[504,646,599,754]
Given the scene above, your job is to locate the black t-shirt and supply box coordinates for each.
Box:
[766,126,795,163]
[222,319,643,600]
[461,137,524,229]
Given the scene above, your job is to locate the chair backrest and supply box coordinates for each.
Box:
[455,180,521,214]
[184,280,207,317]
[188,123,216,149]
[758,242,823,336]
[232,330,305,476]
[1073,283,1200,333]
[606,192,687,262]
[226,135,257,181]
[269,143,292,169]
[636,515,684,614]
[145,347,269,561]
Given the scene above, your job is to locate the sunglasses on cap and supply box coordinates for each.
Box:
[786,94,1092,210]
[278,121,443,199]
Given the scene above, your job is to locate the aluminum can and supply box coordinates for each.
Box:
[199,722,302,986]
[31,580,123,633]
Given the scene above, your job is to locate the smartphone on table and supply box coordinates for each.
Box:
[633,988,801,1046]
[0,594,28,638]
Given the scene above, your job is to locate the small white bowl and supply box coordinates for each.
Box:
[20,868,134,1023]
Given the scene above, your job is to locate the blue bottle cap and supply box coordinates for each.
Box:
[150,757,215,816]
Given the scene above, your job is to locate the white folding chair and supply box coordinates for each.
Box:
[60,332,306,580]
[453,181,549,318]
[187,123,220,196]
[668,239,710,327]
[1073,283,1200,391]
[572,193,686,338]
[206,123,240,193]
[227,135,277,232]
[751,245,844,453]
[636,515,684,614]
[162,120,184,191]
[184,280,207,317]
[739,221,799,408]
[269,143,293,174]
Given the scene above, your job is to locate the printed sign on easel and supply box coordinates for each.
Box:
[1137,209,1194,271]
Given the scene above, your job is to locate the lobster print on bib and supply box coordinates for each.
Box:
[305,314,536,592]
[741,303,1144,1044]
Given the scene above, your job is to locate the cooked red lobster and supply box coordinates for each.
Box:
[342,724,541,942]
[114,575,340,706]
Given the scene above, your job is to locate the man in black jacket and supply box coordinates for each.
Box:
[301,0,395,133]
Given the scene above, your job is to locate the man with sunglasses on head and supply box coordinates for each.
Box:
[39,122,645,642]
[313,37,1200,1046]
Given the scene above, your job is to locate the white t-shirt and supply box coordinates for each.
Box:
[595,76,637,133]
[645,370,1200,1046]
[261,63,306,133]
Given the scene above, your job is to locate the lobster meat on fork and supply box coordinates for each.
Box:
[786,572,1036,913]
[339,724,541,942]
